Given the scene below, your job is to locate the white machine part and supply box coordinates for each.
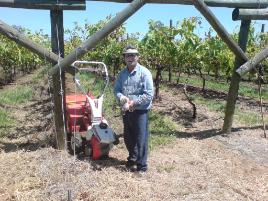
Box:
[86,124,115,144]
[71,60,116,144]
[87,95,103,125]
[72,61,109,125]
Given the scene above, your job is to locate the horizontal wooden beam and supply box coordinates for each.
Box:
[0,0,266,10]
[87,0,268,8]
[233,8,268,20]
[236,46,268,76]
[0,0,86,10]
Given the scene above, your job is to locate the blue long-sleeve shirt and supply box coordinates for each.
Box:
[114,63,154,110]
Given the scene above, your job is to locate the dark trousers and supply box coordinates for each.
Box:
[123,110,149,171]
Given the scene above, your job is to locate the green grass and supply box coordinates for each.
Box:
[149,112,180,150]
[102,84,120,117]
[152,70,268,101]
[32,67,49,84]
[178,76,229,92]
[0,85,33,137]
[178,76,268,100]
[191,95,225,113]
[0,109,14,137]
[0,85,34,105]
[78,72,106,98]
[192,93,266,126]
[234,110,268,126]
[78,73,118,116]
[239,85,268,100]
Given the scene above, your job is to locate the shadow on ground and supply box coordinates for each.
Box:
[173,125,266,140]
[0,136,54,153]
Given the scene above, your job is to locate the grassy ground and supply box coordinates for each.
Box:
[153,70,268,100]
[0,69,267,200]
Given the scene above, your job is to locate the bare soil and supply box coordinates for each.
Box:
[0,71,267,201]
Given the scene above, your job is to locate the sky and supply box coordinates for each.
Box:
[0,1,267,38]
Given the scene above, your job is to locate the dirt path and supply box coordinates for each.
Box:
[0,69,54,151]
[0,72,267,200]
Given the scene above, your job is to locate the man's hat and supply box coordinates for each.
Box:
[122,45,139,55]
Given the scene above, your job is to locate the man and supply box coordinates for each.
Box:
[114,45,154,173]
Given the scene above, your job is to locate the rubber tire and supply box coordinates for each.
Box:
[113,133,120,145]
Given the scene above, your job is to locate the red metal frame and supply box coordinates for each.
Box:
[66,93,91,135]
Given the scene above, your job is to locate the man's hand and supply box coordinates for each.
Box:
[128,100,135,112]
[119,96,129,105]
[122,102,129,112]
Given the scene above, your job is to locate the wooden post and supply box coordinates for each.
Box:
[223,20,251,133]
[232,8,268,20]
[50,10,66,150]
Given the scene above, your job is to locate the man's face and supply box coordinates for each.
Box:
[124,53,139,68]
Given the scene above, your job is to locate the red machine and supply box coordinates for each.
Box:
[66,61,118,160]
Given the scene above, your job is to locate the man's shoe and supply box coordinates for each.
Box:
[125,160,136,172]
[136,166,147,172]
[133,170,147,178]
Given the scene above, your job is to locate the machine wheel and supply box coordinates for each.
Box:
[91,135,111,160]
[67,132,83,155]
[113,133,120,145]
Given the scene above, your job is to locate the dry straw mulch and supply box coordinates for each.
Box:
[0,132,267,201]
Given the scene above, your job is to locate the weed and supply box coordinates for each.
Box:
[0,109,14,137]
[32,67,49,83]
[234,110,268,126]
[149,112,179,150]
[239,85,268,100]
[156,164,176,173]
[192,92,266,126]
[77,72,106,98]
[192,95,225,113]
